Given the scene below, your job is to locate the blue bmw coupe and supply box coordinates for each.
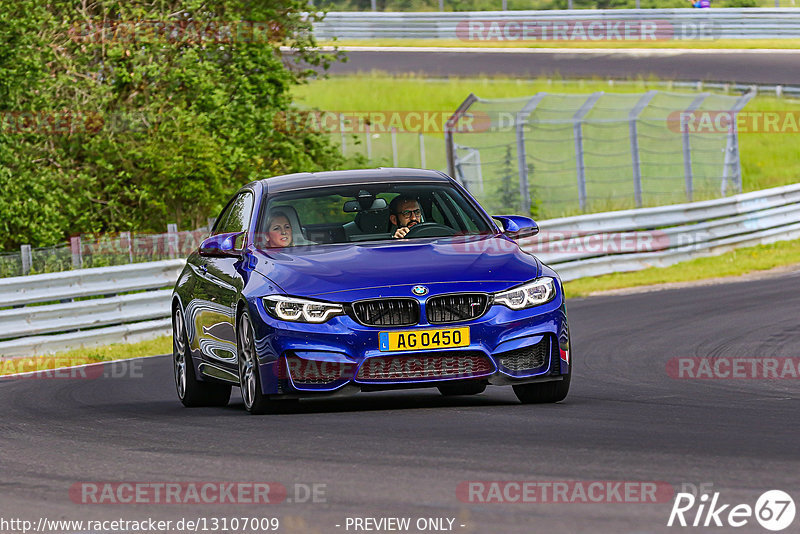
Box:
[171,168,571,413]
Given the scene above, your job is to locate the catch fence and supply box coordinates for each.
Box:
[446,89,754,218]
[0,224,212,279]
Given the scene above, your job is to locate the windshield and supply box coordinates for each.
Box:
[255,182,493,249]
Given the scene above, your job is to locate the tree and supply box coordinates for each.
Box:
[0,0,344,248]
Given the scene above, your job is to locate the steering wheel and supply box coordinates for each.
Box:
[404,222,457,238]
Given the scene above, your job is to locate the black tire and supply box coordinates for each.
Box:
[237,311,272,414]
[513,374,570,404]
[237,311,299,414]
[437,381,487,396]
[173,307,231,407]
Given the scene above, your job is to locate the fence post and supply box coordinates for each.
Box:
[515,93,548,216]
[339,114,347,157]
[573,92,603,212]
[168,223,178,259]
[70,236,83,269]
[445,93,478,181]
[207,217,216,232]
[629,90,658,209]
[419,133,426,168]
[21,244,32,275]
[502,0,507,9]
[721,90,755,196]
[681,93,708,202]
[366,124,372,161]
[121,231,133,263]
[391,127,399,167]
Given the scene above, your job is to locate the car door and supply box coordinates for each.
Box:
[192,191,254,374]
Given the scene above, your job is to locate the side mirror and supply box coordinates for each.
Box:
[492,215,539,239]
[199,231,246,257]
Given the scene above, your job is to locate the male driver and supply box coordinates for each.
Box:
[390,195,424,239]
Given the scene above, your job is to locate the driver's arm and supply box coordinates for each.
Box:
[393,227,410,239]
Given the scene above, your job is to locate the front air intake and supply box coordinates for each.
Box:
[426,293,489,324]
[351,298,419,327]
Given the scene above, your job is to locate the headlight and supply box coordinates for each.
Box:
[263,295,344,323]
[493,277,556,310]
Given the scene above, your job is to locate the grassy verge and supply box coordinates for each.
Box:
[563,237,800,297]
[0,335,172,377]
[325,39,800,50]
[292,73,800,197]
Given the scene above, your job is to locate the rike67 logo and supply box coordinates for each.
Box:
[668,489,796,531]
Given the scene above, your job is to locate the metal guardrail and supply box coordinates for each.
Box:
[0,260,184,308]
[4,183,800,356]
[0,260,183,358]
[537,184,800,235]
[525,183,800,280]
[314,9,800,40]
[0,290,173,339]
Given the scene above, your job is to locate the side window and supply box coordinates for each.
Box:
[215,192,254,235]
[431,191,459,229]
[431,202,445,225]
[435,190,479,233]
[211,200,235,236]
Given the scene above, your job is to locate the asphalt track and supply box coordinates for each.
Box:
[329,47,800,84]
[2,272,799,533]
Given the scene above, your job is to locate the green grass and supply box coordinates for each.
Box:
[0,335,172,376]
[292,73,800,215]
[563,237,800,297]
[326,39,800,49]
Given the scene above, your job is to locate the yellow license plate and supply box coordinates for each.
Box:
[379,327,470,352]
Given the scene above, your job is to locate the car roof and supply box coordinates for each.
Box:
[256,168,452,194]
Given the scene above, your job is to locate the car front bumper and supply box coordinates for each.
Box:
[249,292,571,397]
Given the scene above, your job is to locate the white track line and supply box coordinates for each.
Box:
[0,353,169,380]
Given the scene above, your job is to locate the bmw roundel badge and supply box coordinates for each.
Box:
[412,285,428,296]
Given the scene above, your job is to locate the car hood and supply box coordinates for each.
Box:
[252,235,541,301]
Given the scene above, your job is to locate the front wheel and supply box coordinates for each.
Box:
[173,307,231,407]
[513,374,570,404]
[237,311,271,414]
